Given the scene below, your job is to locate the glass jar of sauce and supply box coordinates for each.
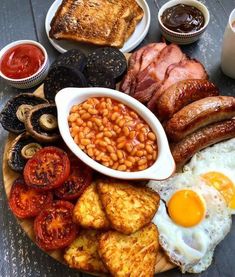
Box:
[161,4,205,33]
[0,44,45,79]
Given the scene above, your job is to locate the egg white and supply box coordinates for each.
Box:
[148,173,231,273]
[184,138,235,214]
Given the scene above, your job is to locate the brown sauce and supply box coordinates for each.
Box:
[161,4,205,33]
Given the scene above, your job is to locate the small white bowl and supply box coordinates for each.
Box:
[0,40,49,89]
[158,0,210,45]
[55,87,175,181]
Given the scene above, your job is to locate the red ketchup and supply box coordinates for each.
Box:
[0,44,45,79]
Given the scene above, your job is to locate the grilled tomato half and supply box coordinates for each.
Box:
[34,200,77,251]
[54,158,93,200]
[23,146,70,190]
[9,178,53,218]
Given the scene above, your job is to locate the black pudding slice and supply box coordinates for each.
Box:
[50,49,87,72]
[44,65,87,102]
[85,67,115,89]
[85,47,127,83]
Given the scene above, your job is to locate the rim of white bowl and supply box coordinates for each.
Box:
[158,0,210,36]
[229,7,235,33]
[0,40,48,82]
[55,87,176,181]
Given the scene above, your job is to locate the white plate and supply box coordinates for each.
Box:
[45,0,150,54]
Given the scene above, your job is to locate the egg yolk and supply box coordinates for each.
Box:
[201,171,235,209]
[168,190,205,227]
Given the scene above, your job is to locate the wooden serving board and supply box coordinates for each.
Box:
[2,84,175,275]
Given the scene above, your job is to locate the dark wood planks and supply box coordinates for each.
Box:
[0,0,37,48]
[139,0,163,47]
[30,0,58,62]
[217,0,234,16]
[0,0,235,277]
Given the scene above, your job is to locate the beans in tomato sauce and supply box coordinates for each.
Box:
[68,97,158,172]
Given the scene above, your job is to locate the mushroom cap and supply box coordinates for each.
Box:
[7,132,43,172]
[0,93,48,134]
[25,103,60,142]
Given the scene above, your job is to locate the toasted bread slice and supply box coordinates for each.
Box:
[97,181,160,234]
[64,230,108,274]
[125,1,144,40]
[49,0,141,48]
[73,182,110,230]
[98,223,159,277]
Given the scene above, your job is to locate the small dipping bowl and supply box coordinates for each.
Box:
[55,87,175,181]
[0,40,49,89]
[158,0,210,45]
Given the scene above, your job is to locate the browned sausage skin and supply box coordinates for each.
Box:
[171,119,235,169]
[165,96,235,142]
[156,79,219,121]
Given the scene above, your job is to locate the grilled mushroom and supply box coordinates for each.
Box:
[8,133,43,172]
[0,93,48,134]
[25,104,59,142]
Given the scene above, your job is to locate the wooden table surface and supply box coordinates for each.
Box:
[0,0,235,276]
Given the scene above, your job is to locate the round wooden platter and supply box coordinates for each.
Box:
[2,84,176,275]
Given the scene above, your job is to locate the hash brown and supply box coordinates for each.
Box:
[97,181,160,234]
[98,223,159,277]
[73,182,110,230]
[64,230,108,274]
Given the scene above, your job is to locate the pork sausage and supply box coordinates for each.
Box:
[171,119,235,169]
[165,96,235,142]
[156,79,219,121]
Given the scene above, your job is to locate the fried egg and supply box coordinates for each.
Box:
[148,173,231,273]
[184,138,235,214]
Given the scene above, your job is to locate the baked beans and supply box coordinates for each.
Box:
[68,97,158,171]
